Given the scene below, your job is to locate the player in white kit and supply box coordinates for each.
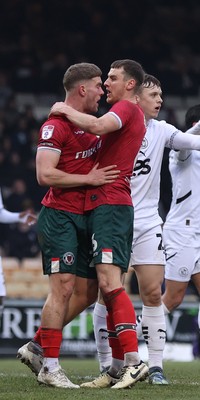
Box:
[93,75,200,385]
[162,105,200,335]
[0,188,36,322]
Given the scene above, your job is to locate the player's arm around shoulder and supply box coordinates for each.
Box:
[50,102,121,136]
[82,111,121,135]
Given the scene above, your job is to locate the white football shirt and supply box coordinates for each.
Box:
[163,149,200,230]
[131,119,200,229]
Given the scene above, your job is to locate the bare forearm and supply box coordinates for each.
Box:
[37,168,92,188]
[50,103,120,135]
[65,108,102,134]
[37,163,120,188]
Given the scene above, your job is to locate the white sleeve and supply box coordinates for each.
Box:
[0,188,21,223]
[185,120,200,136]
[178,121,200,160]
[0,208,21,224]
[166,130,200,151]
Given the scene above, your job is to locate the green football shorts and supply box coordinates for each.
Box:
[37,206,96,279]
[87,204,134,273]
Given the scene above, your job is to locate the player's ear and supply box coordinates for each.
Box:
[79,85,86,97]
[135,94,140,104]
[126,78,136,91]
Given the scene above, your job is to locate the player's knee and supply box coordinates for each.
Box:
[163,292,183,311]
[170,294,183,310]
[143,287,162,306]
[59,279,75,301]
[97,279,109,294]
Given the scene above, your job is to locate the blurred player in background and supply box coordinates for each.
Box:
[0,188,36,323]
[162,104,200,343]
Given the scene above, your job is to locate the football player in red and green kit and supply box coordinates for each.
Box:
[17,62,119,389]
[17,60,147,390]
[50,59,148,389]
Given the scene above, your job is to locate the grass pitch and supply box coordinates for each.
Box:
[0,358,199,400]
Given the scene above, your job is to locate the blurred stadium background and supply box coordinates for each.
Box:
[0,0,200,359]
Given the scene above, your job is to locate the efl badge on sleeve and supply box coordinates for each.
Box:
[42,125,55,139]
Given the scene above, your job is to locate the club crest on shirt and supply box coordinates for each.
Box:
[42,125,55,139]
[141,137,148,149]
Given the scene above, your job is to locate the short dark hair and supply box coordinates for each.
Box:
[142,74,161,88]
[185,104,200,129]
[63,62,102,91]
[110,59,145,90]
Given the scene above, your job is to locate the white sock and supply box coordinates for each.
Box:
[43,357,59,372]
[142,305,166,370]
[136,314,143,337]
[93,302,112,372]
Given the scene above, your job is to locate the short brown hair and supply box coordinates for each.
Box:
[63,62,102,91]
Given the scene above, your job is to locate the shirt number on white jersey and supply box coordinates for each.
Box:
[156,233,163,250]
[133,158,151,176]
